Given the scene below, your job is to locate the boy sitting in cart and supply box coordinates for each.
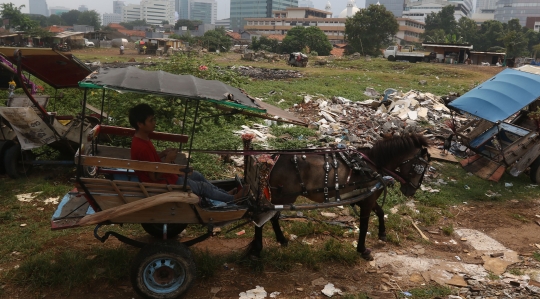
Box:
[129,103,248,204]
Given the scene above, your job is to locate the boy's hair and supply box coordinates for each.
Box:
[128,104,154,130]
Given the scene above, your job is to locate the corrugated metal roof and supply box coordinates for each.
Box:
[55,31,85,38]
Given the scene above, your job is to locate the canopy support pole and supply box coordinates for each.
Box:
[77,88,88,179]
[100,88,106,124]
[183,100,200,192]
[179,98,189,153]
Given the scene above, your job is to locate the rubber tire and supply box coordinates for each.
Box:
[529,157,540,183]
[387,55,395,61]
[131,241,196,299]
[4,144,34,179]
[409,58,417,63]
[142,223,187,239]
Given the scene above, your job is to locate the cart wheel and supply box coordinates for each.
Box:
[4,144,34,179]
[131,241,196,299]
[142,223,187,239]
[529,157,540,183]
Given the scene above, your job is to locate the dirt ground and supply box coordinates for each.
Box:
[2,197,539,299]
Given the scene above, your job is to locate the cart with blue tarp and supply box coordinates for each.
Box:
[448,65,540,182]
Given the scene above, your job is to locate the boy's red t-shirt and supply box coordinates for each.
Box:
[131,136,178,184]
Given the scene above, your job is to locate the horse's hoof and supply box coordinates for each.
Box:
[378,235,387,242]
[360,249,373,261]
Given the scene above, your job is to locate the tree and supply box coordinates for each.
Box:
[456,17,478,45]
[251,36,280,53]
[475,20,504,51]
[60,10,81,26]
[120,19,147,30]
[1,3,37,31]
[48,14,63,26]
[499,19,529,58]
[423,5,458,39]
[345,4,398,56]
[200,27,232,52]
[281,26,332,55]
[28,14,48,27]
[78,10,100,29]
[174,19,202,30]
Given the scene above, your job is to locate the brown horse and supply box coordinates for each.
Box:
[248,133,430,260]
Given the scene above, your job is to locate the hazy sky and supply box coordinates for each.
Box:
[7,0,363,20]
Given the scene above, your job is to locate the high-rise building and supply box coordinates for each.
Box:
[189,0,217,24]
[230,0,298,31]
[103,13,123,26]
[476,0,496,13]
[402,0,472,22]
[113,1,126,14]
[365,0,404,17]
[29,0,49,16]
[123,0,175,26]
[298,0,314,8]
[49,6,70,15]
[78,5,88,12]
[176,0,189,19]
[495,0,540,26]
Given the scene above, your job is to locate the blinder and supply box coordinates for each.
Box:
[395,147,430,189]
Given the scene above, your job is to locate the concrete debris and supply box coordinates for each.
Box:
[239,286,267,299]
[321,283,342,297]
[240,51,282,62]
[231,65,303,79]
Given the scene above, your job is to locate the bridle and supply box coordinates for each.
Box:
[357,148,430,190]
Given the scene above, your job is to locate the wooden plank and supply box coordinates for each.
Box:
[463,156,502,180]
[489,166,506,182]
[98,125,189,143]
[78,192,199,226]
[79,155,192,175]
[460,154,481,167]
[96,145,188,165]
[109,181,128,204]
[502,132,539,165]
[509,142,540,176]
[110,203,200,224]
[194,205,248,223]
[427,146,458,163]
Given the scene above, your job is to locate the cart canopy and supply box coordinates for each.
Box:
[449,66,540,123]
[0,47,92,89]
[80,66,306,125]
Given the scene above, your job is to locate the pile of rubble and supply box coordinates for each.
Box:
[230,65,303,80]
[286,88,461,148]
[241,51,283,62]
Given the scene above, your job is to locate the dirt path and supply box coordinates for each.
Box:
[3,198,538,299]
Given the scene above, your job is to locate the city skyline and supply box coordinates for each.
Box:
[6,0,362,21]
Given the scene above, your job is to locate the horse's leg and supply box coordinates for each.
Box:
[270,212,288,246]
[356,200,374,261]
[373,202,387,242]
[247,224,264,258]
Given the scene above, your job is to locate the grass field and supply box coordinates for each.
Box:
[0,50,532,298]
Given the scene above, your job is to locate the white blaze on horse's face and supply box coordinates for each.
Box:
[398,148,430,197]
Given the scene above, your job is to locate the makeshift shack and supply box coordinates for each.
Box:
[470,51,506,66]
[138,38,182,55]
[421,43,473,64]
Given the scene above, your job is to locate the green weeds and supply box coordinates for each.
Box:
[398,284,453,298]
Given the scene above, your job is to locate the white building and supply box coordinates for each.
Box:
[338,0,361,18]
[103,13,123,26]
[403,0,473,22]
[114,1,126,14]
[123,0,175,26]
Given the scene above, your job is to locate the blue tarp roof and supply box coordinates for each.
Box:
[448,68,540,123]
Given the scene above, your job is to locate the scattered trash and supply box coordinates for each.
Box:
[236,230,246,236]
[464,185,470,190]
[289,234,298,241]
[239,286,267,299]
[505,182,513,187]
[485,190,501,197]
[321,283,342,297]
[455,256,461,261]
[16,192,42,202]
[320,212,337,218]
[401,291,412,297]
[269,291,281,298]
[19,224,26,227]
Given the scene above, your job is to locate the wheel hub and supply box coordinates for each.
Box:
[143,258,186,294]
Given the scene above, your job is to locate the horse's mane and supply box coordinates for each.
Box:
[365,133,428,168]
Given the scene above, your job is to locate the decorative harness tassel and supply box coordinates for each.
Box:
[323,154,331,202]
[332,153,340,201]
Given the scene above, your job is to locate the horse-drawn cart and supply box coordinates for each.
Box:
[448,65,540,182]
[0,47,97,178]
[48,66,429,298]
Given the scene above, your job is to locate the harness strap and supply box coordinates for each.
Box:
[332,152,341,201]
[323,154,331,202]
[292,155,308,195]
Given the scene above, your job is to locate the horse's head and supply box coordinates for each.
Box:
[367,133,430,197]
